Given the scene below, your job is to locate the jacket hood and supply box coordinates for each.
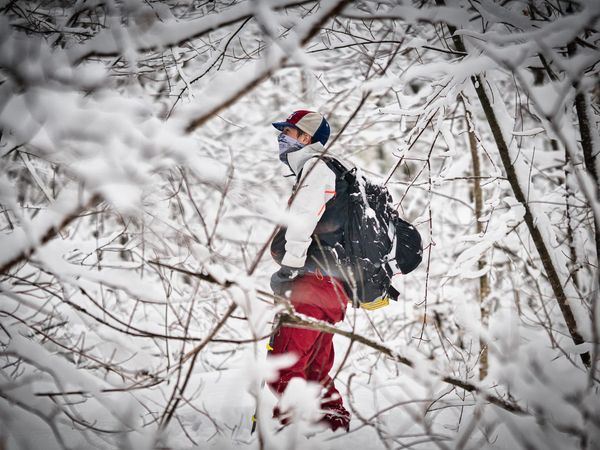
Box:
[286,142,326,175]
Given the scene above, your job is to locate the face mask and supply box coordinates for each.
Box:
[278,133,305,167]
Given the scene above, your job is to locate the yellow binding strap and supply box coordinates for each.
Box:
[359,296,390,310]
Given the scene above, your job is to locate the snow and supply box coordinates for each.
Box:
[342,4,472,28]
[1,0,599,449]
[0,188,93,270]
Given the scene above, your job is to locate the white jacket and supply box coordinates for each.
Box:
[282,142,337,268]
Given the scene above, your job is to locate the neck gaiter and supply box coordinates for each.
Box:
[278,133,305,169]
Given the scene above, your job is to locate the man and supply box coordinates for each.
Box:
[268,110,351,432]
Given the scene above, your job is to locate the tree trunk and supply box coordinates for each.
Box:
[568,41,600,302]
[465,106,491,379]
[435,0,590,367]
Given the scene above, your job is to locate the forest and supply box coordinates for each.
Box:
[0,0,599,449]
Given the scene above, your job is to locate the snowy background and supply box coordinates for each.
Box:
[1,0,599,449]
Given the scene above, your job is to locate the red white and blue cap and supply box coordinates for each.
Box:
[272,110,331,146]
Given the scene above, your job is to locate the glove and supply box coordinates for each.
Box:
[270,265,304,297]
[321,412,350,432]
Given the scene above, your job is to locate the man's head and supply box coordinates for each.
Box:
[272,110,330,146]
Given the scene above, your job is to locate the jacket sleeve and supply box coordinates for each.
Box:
[281,159,336,268]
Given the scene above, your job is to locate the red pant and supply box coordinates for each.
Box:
[268,273,350,429]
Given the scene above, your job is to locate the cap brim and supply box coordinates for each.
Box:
[272,121,296,131]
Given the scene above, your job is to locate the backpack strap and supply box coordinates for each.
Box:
[307,155,357,184]
[295,155,357,191]
[329,158,357,184]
